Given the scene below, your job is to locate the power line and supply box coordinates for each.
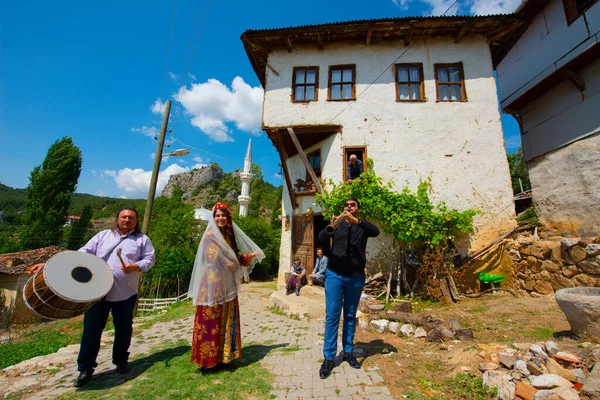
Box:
[328,0,460,124]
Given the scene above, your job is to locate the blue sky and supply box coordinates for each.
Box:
[0,0,522,199]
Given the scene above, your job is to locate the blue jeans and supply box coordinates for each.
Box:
[322,269,365,360]
[77,294,137,372]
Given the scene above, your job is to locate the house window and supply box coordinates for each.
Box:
[562,0,598,25]
[434,63,467,102]
[292,67,319,102]
[395,64,424,101]
[328,65,355,101]
[306,150,321,180]
[343,146,367,182]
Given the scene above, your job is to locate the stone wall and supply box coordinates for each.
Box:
[508,236,600,296]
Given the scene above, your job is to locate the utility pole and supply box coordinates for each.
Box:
[142,100,172,234]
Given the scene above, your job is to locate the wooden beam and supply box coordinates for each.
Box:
[242,37,268,52]
[454,22,470,43]
[285,36,293,53]
[404,25,414,47]
[564,68,586,92]
[274,132,297,208]
[317,32,324,50]
[287,127,324,194]
[366,29,372,47]
[258,57,280,77]
[487,21,521,44]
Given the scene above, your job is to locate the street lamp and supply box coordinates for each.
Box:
[163,148,190,158]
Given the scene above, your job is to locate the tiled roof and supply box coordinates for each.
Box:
[0,246,63,275]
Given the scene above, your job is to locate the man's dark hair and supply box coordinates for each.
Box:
[346,198,360,208]
[316,247,323,252]
[112,208,142,234]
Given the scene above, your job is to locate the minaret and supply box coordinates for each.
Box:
[238,138,252,217]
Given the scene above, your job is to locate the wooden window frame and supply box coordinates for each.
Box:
[306,149,322,182]
[328,65,356,101]
[394,63,425,102]
[343,146,368,182]
[292,67,319,102]
[434,62,467,102]
[562,0,598,25]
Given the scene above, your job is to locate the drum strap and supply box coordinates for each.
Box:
[101,232,132,261]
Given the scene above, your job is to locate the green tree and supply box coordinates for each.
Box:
[21,137,82,250]
[143,188,199,298]
[233,215,281,280]
[507,147,531,194]
[67,205,93,250]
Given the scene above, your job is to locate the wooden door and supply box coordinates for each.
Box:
[292,216,314,275]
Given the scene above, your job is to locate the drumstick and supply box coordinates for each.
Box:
[116,248,126,267]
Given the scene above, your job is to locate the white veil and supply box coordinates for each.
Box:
[188,208,265,306]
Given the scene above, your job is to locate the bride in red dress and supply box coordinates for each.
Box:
[188,203,264,371]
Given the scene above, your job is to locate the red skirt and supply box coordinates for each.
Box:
[190,297,242,368]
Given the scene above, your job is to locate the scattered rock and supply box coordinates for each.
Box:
[545,358,579,383]
[530,374,574,389]
[586,244,600,257]
[528,360,549,376]
[530,345,549,360]
[555,287,600,340]
[414,327,427,339]
[532,387,580,400]
[561,265,579,278]
[455,328,475,341]
[426,326,454,343]
[500,354,517,369]
[388,322,400,334]
[545,341,560,356]
[591,348,600,362]
[400,324,415,337]
[479,363,500,372]
[516,381,538,400]
[482,370,516,400]
[581,362,600,399]
[368,304,385,311]
[370,319,389,333]
[445,318,462,333]
[561,238,581,250]
[515,359,531,377]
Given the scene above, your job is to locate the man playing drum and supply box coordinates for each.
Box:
[29,208,155,386]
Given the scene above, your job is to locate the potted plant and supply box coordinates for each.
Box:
[305,180,314,191]
[294,178,305,192]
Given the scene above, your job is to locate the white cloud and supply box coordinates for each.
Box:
[150,98,167,115]
[96,189,107,197]
[176,77,263,142]
[191,163,207,170]
[168,72,178,82]
[390,0,519,15]
[132,126,159,138]
[193,156,204,164]
[104,163,189,197]
[468,0,520,15]
[188,73,197,82]
[149,152,156,160]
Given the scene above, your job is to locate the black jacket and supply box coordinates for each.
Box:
[318,218,379,276]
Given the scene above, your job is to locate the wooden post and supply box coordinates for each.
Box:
[287,127,323,194]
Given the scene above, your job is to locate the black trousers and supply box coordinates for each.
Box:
[77,294,137,372]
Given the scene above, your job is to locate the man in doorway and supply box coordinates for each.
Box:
[347,154,364,183]
[309,247,328,286]
[28,208,155,386]
[317,198,379,379]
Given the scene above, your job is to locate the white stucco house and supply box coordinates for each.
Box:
[496,0,600,236]
[242,15,524,286]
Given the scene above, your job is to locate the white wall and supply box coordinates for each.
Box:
[497,0,600,108]
[264,36,517,276]
[520,59,600,160]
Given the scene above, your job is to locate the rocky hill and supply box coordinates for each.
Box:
[161,163,226,200]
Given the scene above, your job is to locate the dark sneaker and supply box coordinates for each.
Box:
[286,290,293,295]
[74,369,93,387]
[115,364,130,375]
[319,359,335,379]
[343,353,361,369]
[295,289,300,296]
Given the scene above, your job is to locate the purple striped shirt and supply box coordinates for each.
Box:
[79,229,155,301]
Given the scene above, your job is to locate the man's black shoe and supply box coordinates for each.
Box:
[295,289,300,296]
[343,353,361,369]
[115,364,130,375]
[286,290,293,295]
[319,359,335,379]
[74,370,93,387]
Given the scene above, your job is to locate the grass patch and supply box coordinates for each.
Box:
[58,340,275,400]
[267,306,287,317]
[252,282,277,290]
[523,327,554,341]
[137,301,196,330]
[407,297,441,312]
[407,373,497,399]
[272,345,303,354]
[468,304,491,313]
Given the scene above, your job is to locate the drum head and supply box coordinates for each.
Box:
[44,251,114,302]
